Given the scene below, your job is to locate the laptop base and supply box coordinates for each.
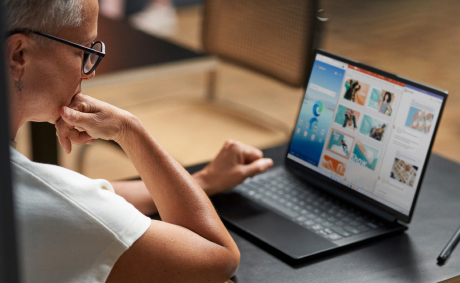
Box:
[211,186,407,262]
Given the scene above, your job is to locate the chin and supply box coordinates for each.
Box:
[49,112,63,124]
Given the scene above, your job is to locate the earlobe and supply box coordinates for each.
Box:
[14,73,24,91]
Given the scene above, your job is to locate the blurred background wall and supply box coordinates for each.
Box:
[15,0,460,181]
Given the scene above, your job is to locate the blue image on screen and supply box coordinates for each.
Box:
[313,101,323,117]
[289,59,345,166]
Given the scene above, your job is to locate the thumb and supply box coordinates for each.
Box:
[60,106,90,127]
[240,158,273,178]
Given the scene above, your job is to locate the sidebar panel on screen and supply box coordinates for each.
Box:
[289,58,346,167]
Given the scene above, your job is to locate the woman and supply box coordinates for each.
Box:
[370,124,386,141]
[343,79,361,102]
[4,0,273,282]
[379,91,393,116]
[343,108,357,130]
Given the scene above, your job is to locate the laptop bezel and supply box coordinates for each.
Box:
[284,49,448,224]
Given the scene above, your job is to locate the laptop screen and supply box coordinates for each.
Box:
[287,50,446,219]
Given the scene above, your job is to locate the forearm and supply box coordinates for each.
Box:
[111,171,216,216]
[58,94,240,279]
[111,180,157,215]
[115,116,236,249]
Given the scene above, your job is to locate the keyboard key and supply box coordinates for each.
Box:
[322,221,333,227]
[328,233,342,240]
[296,216,306,222]
[312,224,323,230]
[327,216,337,222]
[313,217,324,223]
[357,224,371,233]
[350,220,361,227]
[366,222,378,229]
[331,226,351,237]
[259,198,299,219]
[344,225,360,234]
[342,216,351,222]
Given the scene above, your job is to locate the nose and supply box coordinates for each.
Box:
[81,70,95,80]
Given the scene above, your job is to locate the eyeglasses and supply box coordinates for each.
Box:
[8,29,105,75]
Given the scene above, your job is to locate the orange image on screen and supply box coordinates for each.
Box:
[343,79,370,106]
[355,85,369,106]
[322,155,346,176]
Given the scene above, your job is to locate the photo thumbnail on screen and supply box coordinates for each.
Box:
[342,79,369,106]
[334,104,361,131]
[390,157,418,187]
[368,88,395,116]
[360,114,387,141]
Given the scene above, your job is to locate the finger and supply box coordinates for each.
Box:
[68,93,88,110]
[240,158,273,178]
[69,93,99,114]
[71,138,95,146]
[57,131,72,154]
[61,106,91,128]
[241,144,263,164]
[55,118,72,154]
[68,128,94,144]
[70,101,90,113]
[55,117,69,137]
[224,140,263,164]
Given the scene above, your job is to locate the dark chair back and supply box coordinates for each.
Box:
[202,0,323,87]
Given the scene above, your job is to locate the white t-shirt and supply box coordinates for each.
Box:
[10,147,151,283]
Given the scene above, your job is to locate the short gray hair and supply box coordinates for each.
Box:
[3,0,84,34]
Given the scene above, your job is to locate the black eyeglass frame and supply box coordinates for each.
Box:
[8,28,105,75]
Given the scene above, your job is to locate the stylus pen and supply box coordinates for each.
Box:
[437,225,460,264]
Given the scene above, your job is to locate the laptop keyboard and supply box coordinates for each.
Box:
[234,169,385,241]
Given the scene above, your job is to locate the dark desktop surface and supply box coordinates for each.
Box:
[188,143,460,282]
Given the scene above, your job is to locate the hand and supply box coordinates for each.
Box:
[55,116,94,154]
[194,140,273,195]
[56,93,132,154]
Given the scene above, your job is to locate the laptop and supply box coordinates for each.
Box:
[211,49,448,261]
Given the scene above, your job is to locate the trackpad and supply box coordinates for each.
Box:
[212,192,337,259]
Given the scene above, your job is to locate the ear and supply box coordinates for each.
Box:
[6,34,31,81]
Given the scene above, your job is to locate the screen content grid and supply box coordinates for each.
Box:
[288,53,444,216]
